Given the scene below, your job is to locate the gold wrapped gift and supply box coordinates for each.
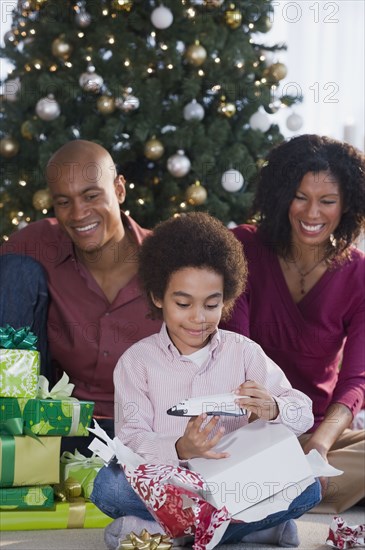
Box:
[120,530,172,550]
[0,435,60,487]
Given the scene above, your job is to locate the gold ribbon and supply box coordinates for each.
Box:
[120,530,172,550]
[53,477,86,529]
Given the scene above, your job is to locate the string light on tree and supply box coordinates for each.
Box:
[183,100,205,121]
[151,6,173,29]
[167,150,191,178]
[35,94,61,121]
[111,0,133,11]
[286,112,303,132]
[221,169,245,193]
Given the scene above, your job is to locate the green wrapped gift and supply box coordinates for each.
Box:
[0,396,94,436]
[0,435,60,487]
[60,450,104,499]
[0,485,54,510]
[0,325,40,398]
[0,350,40,398]
[0,500,113,530]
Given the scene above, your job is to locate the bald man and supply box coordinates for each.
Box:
[1,140,161,452]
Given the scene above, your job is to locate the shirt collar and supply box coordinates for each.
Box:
[158,322,222,361]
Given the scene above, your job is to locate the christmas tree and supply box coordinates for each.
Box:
[0,0,301,239]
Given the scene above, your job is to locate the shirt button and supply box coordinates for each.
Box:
[103,351,109,357]
[105,312,110,316]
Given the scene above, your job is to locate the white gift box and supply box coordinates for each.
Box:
[188,420,342,522]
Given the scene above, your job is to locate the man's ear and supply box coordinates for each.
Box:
[151,293,163,309]
[114,175,126,204]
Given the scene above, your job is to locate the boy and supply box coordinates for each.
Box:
[91,212,321,549]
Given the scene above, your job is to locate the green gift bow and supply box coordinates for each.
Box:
[0,325,38,350]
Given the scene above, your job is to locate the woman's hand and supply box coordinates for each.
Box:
[234,380,279,421]
[175,414,229,460]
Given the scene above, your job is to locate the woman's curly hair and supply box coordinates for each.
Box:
[251,134,365,259]
[138,212,247,320]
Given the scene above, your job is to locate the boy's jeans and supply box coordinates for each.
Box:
[91,461,321,543]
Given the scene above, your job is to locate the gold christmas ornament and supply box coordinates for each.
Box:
[21,120,35,139]
[264,62,288,81]
[32,188,53,211]
[224,7,242,29]
[120,529,172,550]
[144,138,164,161]
[111,0,133,11]
[218,98,236,118]
[185,42,207,67]
[186,183,207,205]
[51,36,73,60]
[97,95,116,115]
[0,137,20,158]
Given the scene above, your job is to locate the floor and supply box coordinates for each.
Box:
[1,506,364,550]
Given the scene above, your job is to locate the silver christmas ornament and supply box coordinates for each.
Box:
[167,150,191,178]
[35,94,61,121]
[221,169,245,193]
[151,6,173,29]
[75,9,92,28]
[286,113,304,132]
[79,68,103,93]
[183,100,205,121]
[116,94,140,112]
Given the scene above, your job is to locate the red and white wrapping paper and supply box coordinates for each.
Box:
[326,516,365,549]
[88,421,232,550]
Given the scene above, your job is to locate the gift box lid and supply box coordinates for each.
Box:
[188,420,313,517]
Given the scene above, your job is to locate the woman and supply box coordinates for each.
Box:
[222,134,365,513]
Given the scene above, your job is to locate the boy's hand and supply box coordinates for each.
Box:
[234,380,279,421]
[175,414,229,460]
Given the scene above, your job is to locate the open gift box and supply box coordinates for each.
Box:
[189,420,323,523]
[88,420,342,550]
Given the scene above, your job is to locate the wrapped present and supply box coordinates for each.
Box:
[60,450,104,499]
[0,373,94,436]
[88,421,231,550]
[0,325,40,398]
[0,435,60,487]
[0,485,54,510]
[0,500,113,530]
[326,516,365,549]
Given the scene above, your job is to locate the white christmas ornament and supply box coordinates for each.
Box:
[249,111,271,132]
[183,100,205,121]
[151,6,173,29]
[35,95,61,121]
[115,94,140,112]
[221,169,245,193]
[286,112,303,132]
[167,150,191,178]
[79,68,103,93]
